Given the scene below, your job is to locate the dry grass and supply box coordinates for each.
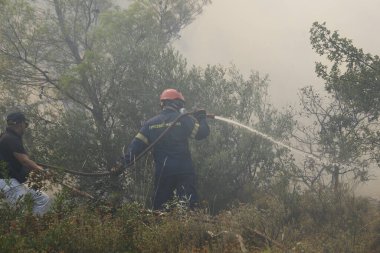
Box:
[0,188,379,253]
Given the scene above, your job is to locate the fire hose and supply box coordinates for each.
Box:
[37,111,215,198]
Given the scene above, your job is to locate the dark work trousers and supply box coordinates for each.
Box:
[153,174,198,210]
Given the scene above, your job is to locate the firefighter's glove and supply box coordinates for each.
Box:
[193,109,207,121]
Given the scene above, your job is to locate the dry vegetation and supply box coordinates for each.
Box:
[1,187,380,253]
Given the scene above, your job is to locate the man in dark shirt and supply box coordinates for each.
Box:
[121,89,210,210]
[0,112,51,215]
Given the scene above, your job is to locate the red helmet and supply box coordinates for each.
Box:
[159,88,185,101]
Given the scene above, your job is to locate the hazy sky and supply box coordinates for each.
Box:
[174,0,380,108]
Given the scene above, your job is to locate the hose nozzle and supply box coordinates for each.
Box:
[191,109,215,119]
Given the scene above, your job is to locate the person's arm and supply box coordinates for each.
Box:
[194,117,210,140]
[186,110,210,140]
[122,133,149,166]
[13,152,44,172]
[6,135,44,172]
[111,125,150,175]
[122,122,151,166]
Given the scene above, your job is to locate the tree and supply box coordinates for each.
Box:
[291,22,380,191]
[310,21,380,119]
[0,0,210,197]
[294,86,374,191]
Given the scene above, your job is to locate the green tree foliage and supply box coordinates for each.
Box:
[293,22,380,190]
[310,21,380,119]
[0,0,210,196]
[185,66,295,211]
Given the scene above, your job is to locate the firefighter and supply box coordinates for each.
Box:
[121,89,210,210]
[0,112,52,215]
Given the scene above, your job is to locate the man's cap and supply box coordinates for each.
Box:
[6,112,28,124]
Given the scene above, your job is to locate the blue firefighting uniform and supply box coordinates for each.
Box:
[123,107,210,210]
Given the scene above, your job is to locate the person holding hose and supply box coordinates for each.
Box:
[0,112,52,215]
[120,89,210,210]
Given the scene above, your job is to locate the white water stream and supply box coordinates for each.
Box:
[214,116,321,161]
[214,116,380,198]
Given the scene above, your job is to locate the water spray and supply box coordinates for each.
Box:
[212,115,322,162]
[210,115,352,190]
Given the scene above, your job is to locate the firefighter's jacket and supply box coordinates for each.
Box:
[123,108,210,178]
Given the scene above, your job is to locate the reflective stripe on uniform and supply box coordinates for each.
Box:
[136,133,149,145]
[149,122,181,129]
[190,122,200,138]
